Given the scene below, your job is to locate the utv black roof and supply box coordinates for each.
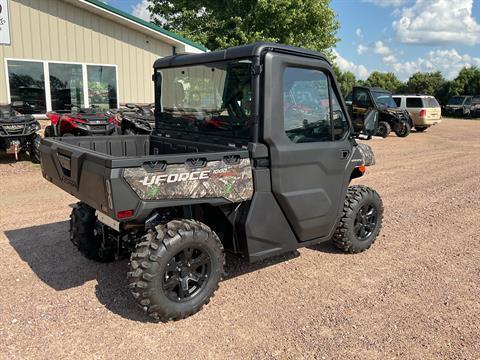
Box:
[355,86,392,93]
[153,42,330,69]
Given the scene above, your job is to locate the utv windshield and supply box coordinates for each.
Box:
[447,96,465,105]
[155,60,252,140]
[371,91,397,108]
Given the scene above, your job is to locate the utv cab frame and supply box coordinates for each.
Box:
[40,43,383,322]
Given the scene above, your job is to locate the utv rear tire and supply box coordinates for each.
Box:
[127,219,224,322]
[376,121,391,138]
[333,185,383,253]
[29,135,41,164]
[69,202,116,262]
[394,122,411,137]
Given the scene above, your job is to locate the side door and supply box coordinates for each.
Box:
[263,52,353,242]
[351,87,374,132]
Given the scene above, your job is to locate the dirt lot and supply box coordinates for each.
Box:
[1,119,479,359]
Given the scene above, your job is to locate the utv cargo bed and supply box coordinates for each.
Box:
[40,135,253,221]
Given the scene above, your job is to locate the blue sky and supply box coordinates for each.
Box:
[108,0,480,80]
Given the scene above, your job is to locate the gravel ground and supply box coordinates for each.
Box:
[1,119,479,359]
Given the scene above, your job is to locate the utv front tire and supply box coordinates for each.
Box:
[69,202,116,262]
[127,220,224,322]
[333,186,383,253]
[29,135,41,164]
[395,122,411,137]
[376,121,391,138]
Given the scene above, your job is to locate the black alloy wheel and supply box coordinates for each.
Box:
[354,204,378,241]
[163,247,212,302]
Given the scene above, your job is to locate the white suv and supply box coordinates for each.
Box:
[392,95,442,132]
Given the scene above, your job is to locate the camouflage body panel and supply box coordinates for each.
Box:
[124,158,254,203]
[356,143,375,166]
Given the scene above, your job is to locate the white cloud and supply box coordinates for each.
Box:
[357,44,368,55]
[356,41,396,64]
[132,0,151,21]
[383,54,397,64]
[362,0,408,7]
[333,50,370,80]
[373,40,392,56]
[393,0,480,45]
[356,28,363,37]
[390,49,480,79]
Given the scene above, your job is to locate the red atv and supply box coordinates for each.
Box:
[44,106,120,137]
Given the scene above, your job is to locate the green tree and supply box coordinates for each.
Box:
[333,65,356,96]
[450,67,480,95]
[365,71,403,93]
[405,71,445,96]
[148,0,340,54]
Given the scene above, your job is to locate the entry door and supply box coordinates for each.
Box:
[263,53,353,241]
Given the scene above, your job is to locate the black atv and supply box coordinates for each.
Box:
[117,103,155,135]
[0,105,41,163]
[44,106,120,137]
[348,86,413,138]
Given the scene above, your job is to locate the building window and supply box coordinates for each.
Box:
[7,60,46,114]
[49,63,84,111]
[5,59,119,113]
[87,65,118,109]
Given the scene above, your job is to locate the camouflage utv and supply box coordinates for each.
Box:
[40,43,384,321]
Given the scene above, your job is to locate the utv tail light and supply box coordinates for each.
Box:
[419,109,427,117]
[117,209,134,219]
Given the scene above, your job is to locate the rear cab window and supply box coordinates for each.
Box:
[155,60,253,144]
[393,97,401,107]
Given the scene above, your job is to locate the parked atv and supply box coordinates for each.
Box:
[0,105,41,162]
[348,86,413,138]
[40,42,384,322]
[117,103,155,135]
[44,106,120,137]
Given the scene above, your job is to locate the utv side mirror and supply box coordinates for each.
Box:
[363,108,378,136]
